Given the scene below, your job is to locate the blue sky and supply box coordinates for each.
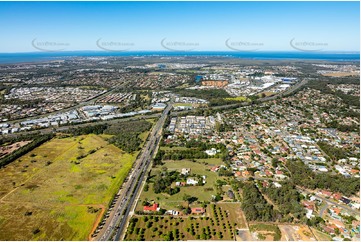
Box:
[0,1,359,52]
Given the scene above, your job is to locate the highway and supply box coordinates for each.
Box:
[2,79,308,140]
[0,80,310,240]
[95,104,172,241]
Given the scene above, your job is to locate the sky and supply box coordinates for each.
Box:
[0,1,359,52]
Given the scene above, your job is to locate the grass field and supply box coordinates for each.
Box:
[160,146,192,151]
[137,159,226,211]
[225,96,250,102]
[0,134,137,240]
[173,103,193,107]
[125,203,241,241]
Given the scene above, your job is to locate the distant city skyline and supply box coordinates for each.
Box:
[0,1,359,52]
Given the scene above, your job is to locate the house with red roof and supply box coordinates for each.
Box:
[320,190,332,197]
[191,207,205,214]
[332,193,342,200]
[143,203,159,212]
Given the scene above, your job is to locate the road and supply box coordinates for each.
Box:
[319,203,329,217]
[94,104,172,241]
[1,79,310,239]
[295,186,358,216]
[2,79,308,139]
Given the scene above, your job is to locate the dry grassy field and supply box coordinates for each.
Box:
[0,134,137,240]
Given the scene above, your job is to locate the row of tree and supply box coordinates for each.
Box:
[0,134,54,168]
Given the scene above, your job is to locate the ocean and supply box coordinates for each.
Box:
[0,51,359,64]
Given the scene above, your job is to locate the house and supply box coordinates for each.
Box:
[143,203,159,212]
[340,197,351,204]
[320,190,332,197]
[186,178,198,185]
[332,193,343,200]
[242,170,250,177]
[329,219,346,230]
[181,168,191,175]
[273,182,282,188]
[165,210,179,216]
[211,166,220,172]
[205,148,218,156]
[265,170,273,176]
[191,207,205,214]
[175,181,186,187]
[322,225,335,234]
[330,207,341,215]
[302,201,315,210]
[227,190,235,199]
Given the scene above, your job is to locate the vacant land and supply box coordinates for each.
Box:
[322,72,359,77]
[225,96,250,102]
[0,140,32,158]
[310,227,332,241]
[125,203,241,241]
[279,225,316,241]
[173,103,193,107]
[137,158,226,211]
[249,223,282,241]
[0,134,137,240]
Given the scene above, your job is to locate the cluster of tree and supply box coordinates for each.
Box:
[0,97,44,106]
[106,120,152,153]
[161,149,209,160]
[317,141,349,160]
[174,88,231,100]
[153,150,165,166]
[66,124,108,135]
[304,78,360,108]
[286,160,360,196]
[108,132,144,153]
[172,88,243,107]
[65,120,152,153]
[261,183,305,221]
[218,167,234,177]
[306,216,325,227]
[241,183,275,222]
[153,170,181,194]
[158,140,228,162]
[325,120,359,133]
[104,120,152,135]
[215,122,234,132]
[0,134,54,168]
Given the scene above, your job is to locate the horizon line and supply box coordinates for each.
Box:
[1,50,360,54]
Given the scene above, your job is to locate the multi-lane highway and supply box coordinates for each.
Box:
[3,79,308,140]
[95,104,172,241]
[1,80,310,240]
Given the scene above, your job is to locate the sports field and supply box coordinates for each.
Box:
[0,134,137,240]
